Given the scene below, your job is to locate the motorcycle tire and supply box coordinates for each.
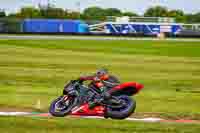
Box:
[105,95,136,119]
[49,96,77,117]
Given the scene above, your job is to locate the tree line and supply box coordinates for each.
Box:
[0,5,200,23]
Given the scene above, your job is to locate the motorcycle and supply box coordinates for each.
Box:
[49,79,143,119]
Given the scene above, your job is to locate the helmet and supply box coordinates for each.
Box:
[96,68,108,77]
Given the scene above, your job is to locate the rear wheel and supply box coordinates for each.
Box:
[105,95,136,119]
[49,95,77,117]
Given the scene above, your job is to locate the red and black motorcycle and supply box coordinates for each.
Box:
[49,79,143,119]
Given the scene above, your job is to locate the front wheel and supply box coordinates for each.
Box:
[105,95,136,119]
[49,95,77,117]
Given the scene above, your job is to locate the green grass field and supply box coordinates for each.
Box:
[0,39,200,132]
[1,116,200,133]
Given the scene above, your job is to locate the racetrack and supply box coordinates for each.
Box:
[0,34,200,42]
[0,111,200,124]
[0,39,200,117]
[0,39,200,133]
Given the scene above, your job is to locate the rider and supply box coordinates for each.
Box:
[78,68,119,108]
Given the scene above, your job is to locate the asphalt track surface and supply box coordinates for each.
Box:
[0,35,200,42]
[0,112,200,124]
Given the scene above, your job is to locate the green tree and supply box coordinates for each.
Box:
[82,7,106,20]
[17,7,42,18]
[144,6,168,17]
[123,12,138,17]
[40,7,66,19]
[168,10,186,22]
[104,8,122,16]
[66,11,81,19]
[0,10,6,18]
[193,12,200,23]
[7,13,17,18]
[186,12,200,23]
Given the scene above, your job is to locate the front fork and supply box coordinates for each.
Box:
[63,95,69,101]
[61,95,72,106]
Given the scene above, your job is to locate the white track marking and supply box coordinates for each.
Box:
[126,117,163,122]
[0,111,161,122]
[0,112,32,116]
[75,116,162,122]
[0,112,199,124]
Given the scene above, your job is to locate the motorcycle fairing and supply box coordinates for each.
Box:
[108,82,144,96]
[70,103,105,116]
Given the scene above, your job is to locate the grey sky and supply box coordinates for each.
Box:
[1,0,200,15]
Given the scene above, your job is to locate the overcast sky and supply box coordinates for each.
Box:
[1,0,200,15]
